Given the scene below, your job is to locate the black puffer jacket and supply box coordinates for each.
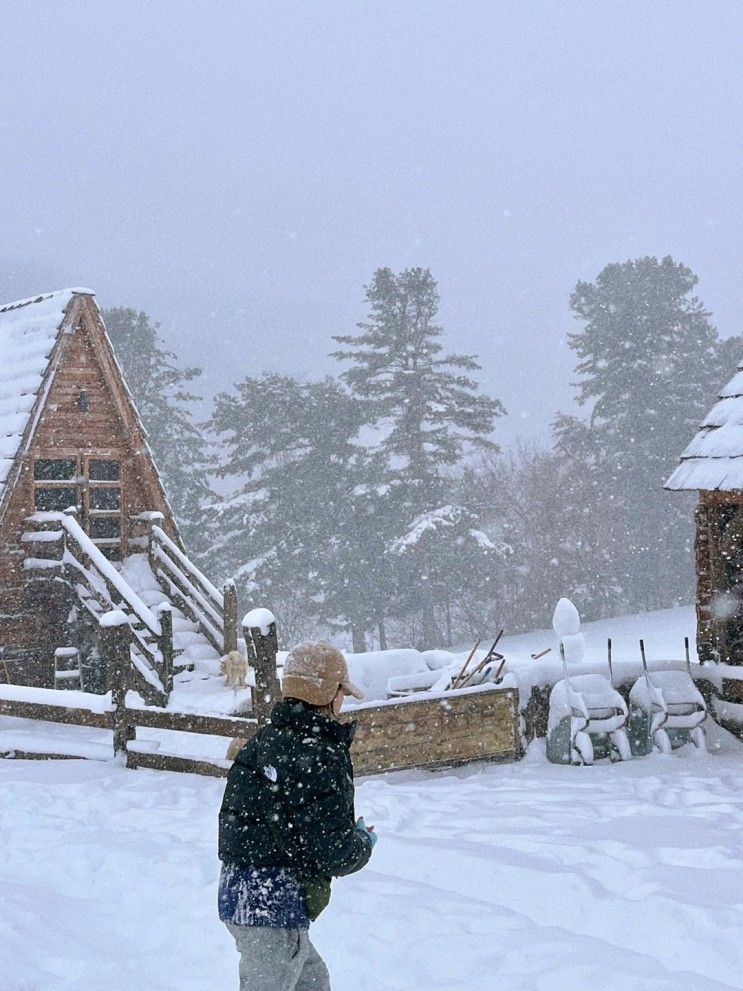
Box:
[219,700,371,887]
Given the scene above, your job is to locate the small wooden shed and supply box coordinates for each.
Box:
[666,360,743,665]
[0,289,182,686]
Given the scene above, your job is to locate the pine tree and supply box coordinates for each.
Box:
[102,308,216,559]
[333,268,505,646]
[553,256,742,615]
[207,373,370,645]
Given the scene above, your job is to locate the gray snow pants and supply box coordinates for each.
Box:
[225,922,331,991]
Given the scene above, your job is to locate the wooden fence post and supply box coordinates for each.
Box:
[243,609,279,726]
[99,611,132,758]
[157,604,174,696]
[223,580,238,655]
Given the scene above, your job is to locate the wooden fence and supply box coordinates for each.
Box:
[0,685,257,774]
[0,604,522,775]
[0,681,521,776]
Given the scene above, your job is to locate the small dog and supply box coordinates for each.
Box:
[220,650,248,688]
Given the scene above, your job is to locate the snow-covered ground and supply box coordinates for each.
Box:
[2,728,742,991]
[2,603,742,989]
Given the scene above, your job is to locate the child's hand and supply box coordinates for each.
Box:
[356,816,378,848]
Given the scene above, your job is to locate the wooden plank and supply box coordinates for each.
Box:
[0,698,113,728]
[125,706,257,737]
[127,748,230,777]
[344,686,521,775]
[0,750,86,762]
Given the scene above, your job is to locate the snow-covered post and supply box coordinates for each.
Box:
[99,610,132,757]
[223,580,238,655]
[243,608,279,726]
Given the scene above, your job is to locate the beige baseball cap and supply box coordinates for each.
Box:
[281,642,364,707]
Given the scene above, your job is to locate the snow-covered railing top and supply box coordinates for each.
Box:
[666,358,743,491]
[29,511,162,638]
[0,289,90,499]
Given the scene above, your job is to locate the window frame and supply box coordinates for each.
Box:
[32,452,124,559]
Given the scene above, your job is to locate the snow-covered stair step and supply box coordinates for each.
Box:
[172,617,201,635]
[117,553,223,670]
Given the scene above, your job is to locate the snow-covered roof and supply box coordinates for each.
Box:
[0,288,92,502]
[665,359,743,491]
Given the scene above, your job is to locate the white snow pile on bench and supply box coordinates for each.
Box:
[344,649,432,703]
[629,669,705,711]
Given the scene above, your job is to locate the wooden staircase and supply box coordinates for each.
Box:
[22,510,237,708]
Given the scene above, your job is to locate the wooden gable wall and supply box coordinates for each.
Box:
[0,294,181,685]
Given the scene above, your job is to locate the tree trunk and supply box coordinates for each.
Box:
[420,602,441,651]
[377,618,388,651]
[351,624,367,653]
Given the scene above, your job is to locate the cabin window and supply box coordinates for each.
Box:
[89,517,120,540]
[89,460,120,481]
[34,459,79,512]
[34,459,76,481]
[33,455,123,560]
[89,488,120,511]
[87,458,121,560]
[34,487,77,512]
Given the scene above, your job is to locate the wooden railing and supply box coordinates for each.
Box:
[148,524,237,657]
[24,511,172,706]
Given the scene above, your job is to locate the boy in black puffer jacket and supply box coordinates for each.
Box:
[218,642,376,991]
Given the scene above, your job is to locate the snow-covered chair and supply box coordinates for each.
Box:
[628,669,707,755]
[547,673,631,765]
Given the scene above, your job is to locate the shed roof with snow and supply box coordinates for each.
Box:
[0,289,84,499]
[665,360,743,492]
[0,288,177,537]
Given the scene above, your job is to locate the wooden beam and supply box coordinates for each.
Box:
[0,698,112,728]
[124,707,256,737]
[126,748,230,777]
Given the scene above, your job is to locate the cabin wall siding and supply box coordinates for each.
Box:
[696,490,743,666]
[0,299,180,686]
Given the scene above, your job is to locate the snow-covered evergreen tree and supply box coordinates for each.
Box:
[389,503,505,647]
[553,256,742,614]
[333,268,505,646]
[207,373,374,645]
[103,307,216,559]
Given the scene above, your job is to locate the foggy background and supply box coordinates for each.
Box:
[1,0,742,442]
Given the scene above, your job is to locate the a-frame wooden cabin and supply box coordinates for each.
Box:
[666,360,743,666]
[0,289,231,701]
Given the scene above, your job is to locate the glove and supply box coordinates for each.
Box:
[356,816,378,848]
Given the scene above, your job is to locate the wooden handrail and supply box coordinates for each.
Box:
[151,526,223,607]
[25,512,171,703]
[28,512,162,637]
[149,525,236,656]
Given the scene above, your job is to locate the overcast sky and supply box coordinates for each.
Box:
[1,1,741,443]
